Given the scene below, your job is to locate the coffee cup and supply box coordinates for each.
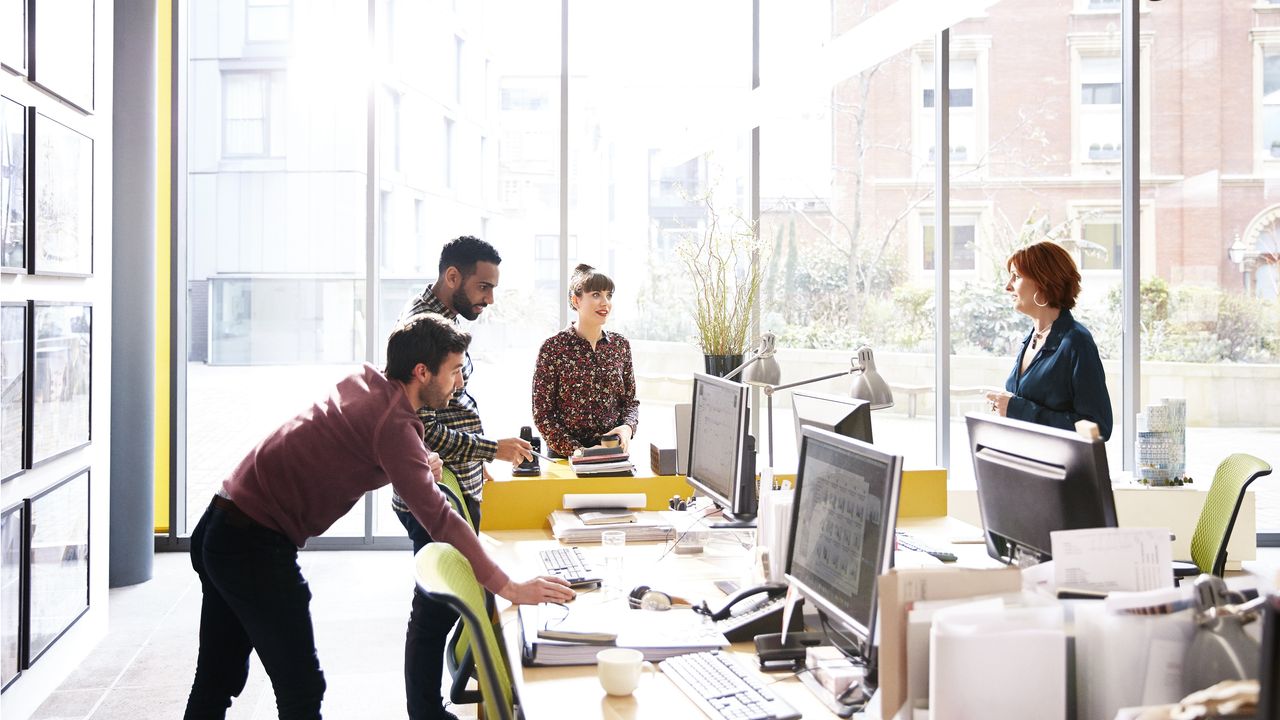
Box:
[596,648,654,696]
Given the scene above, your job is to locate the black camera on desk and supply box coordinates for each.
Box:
[512,426,541,476]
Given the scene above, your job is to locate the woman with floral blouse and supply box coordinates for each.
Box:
[532,264,640,456]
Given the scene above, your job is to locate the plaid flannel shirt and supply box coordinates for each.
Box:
[390,286,498,510]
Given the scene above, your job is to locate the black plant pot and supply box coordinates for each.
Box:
[703,354,744,378]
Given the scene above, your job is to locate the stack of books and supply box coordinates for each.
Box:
[518,603,728,666]
[568,446,634,477]
[547,510,676,543]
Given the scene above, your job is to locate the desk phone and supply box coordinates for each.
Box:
[705,584,803,642]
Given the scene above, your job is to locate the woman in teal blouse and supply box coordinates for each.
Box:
[984,241,1113,440]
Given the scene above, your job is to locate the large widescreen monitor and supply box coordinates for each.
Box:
[966,413,1117,566]
[792,390,873,450]
[785,425,902,684]
[686,372,756,526]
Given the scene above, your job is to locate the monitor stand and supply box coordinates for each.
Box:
[710,513,756,529]
[797,669,870,718]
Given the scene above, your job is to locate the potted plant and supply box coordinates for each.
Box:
[676,186,764,377]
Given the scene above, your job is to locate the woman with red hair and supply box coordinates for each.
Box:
[984,241,1113,440]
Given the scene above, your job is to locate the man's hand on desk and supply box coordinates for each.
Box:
[499,576,576,605]
[495,437,534,464]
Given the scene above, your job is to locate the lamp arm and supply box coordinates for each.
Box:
[762,368,854,396]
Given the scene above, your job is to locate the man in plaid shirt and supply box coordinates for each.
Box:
[394,236,533,720]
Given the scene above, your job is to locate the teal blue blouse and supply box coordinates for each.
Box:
[1004,309,1114,441]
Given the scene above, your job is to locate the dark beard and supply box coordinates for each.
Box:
[450,286,481,321]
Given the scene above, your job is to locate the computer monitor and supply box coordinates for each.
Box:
[686,372,757,527]
[785,426,903,686]
[791,390,873,450]
[966,413,1117,567]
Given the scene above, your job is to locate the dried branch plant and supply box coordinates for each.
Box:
[676,189,764,355]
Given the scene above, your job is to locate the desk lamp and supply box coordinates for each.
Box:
[753,344,894,471]
[724,333,782,386]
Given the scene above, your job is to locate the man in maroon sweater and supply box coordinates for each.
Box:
[183,313,573,720]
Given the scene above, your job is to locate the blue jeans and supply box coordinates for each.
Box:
[184,502,326,720]
[397,494,481,720]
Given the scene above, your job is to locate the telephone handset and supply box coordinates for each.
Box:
[702,583,788,621]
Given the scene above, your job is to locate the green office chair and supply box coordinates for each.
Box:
[415,542,518,720]
[433,468,486,706]
[1173,453,1272,580]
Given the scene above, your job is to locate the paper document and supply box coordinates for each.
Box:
[518,604,727,665]
[548,510,675,543]
[563,493,647,510]
[1050,527,1173,594]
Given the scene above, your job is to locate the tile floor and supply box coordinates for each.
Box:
[30,550,478,720]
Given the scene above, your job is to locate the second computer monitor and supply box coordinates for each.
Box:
[785,426,903,675]
[966,413,1117,566]
[686,372,756,524]
[791,390,873,450]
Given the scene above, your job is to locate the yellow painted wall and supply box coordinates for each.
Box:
[154,0,172,533]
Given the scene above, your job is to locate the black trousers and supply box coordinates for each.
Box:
[185,502,326,720]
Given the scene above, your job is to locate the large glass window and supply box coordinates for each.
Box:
[568,0,751,444]
[184,0,368,536]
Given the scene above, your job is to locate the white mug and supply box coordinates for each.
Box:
[596,648,654,696]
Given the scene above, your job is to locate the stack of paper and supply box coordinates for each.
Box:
[575,508,636,525]
[518,604,728,666]
[548,510,675,543]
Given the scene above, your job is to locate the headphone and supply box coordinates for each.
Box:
[628,585,694,611]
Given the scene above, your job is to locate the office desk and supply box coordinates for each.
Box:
[485,516,986,719]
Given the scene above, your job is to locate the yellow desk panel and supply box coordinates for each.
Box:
[481,460,948,530]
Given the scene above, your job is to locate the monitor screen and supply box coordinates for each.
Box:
[792,390,873,450]
[686,373,754,520]
[966,414,1117,566]
[785,426,902,669]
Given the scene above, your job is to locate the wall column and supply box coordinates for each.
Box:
[109,0,157,587]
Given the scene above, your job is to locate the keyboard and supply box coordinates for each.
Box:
[895,530,957,563]
[660,650,801,720]
[538,547,601,587]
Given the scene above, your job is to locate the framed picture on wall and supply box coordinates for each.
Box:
[0,499,23,692]
[0,0,25,75]
[0,96,24,273]
[26,468,89,667]
[30,303,90,466]
[1,302,26,481]
[31,111,92,277]
[31,0,94,112]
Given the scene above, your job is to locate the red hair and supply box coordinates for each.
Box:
[1006,241,1081,310]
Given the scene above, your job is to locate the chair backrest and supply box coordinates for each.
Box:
[1189,453,1273,576]
[437,467,475,529]
[415,542,515,720]
[435,467,485,705]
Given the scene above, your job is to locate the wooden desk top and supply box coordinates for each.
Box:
[482,516,990,719]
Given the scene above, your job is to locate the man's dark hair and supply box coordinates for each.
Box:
[438,235,502,278]
[385,313,472,381]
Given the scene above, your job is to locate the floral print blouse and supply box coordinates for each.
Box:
[532,324,640,456]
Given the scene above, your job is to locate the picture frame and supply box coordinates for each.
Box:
[0,95,25,273]
[30,302,90,466]
[0,0,25,76]
[31,0,94,112]
[0,499,23,692]
[31,111,93,277]
[26,468,89,667]
[1,302,26,481]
